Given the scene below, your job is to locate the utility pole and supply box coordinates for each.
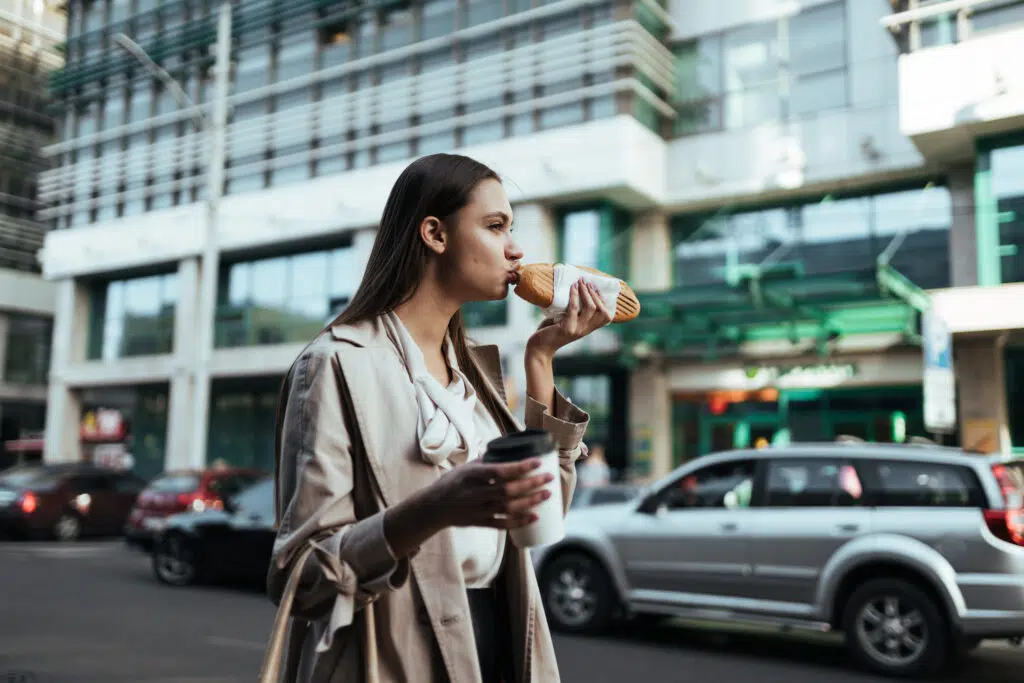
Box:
[188,0,232,470]
[115,0,232,470]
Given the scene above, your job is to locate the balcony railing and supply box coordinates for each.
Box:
[882,0,1024,52]
[37,18,675,220]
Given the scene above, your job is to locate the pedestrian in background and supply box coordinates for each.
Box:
[577,442,611,488]
[263,153,613,683]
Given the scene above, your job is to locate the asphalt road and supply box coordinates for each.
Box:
[1,540,1022,683]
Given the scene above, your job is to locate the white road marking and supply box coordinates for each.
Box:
[204,635,266,651]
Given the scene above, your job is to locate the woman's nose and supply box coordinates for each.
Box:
[507,239,524,261]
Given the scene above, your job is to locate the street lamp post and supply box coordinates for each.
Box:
[114,0,232,470]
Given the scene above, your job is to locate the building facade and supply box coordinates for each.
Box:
[0,0,63,469]
[35,0,1024,482]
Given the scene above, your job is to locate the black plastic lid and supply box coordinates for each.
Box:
[483,429,555,463]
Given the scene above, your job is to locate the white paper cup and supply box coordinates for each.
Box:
[484,429,564,549]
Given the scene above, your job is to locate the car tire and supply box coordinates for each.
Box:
[152,532,198,587]
[541,551,616,635]
[53,513,82,542]
[842,577,949,678]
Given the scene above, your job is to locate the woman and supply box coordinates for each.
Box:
[269,153,613,683]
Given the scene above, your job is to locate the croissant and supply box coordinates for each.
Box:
[513,263,640,323]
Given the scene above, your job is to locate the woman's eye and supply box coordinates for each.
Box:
[489,223,504,230]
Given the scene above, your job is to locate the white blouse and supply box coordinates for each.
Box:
[381,312,507,589]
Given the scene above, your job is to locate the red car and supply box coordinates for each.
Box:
[0,463,147,541]
[124,467,267,551]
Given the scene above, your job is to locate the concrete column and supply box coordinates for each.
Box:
[947,162,979,288]
[956,335,1011,457]
[628,363,672,484]
[0,312,9,383]
[629,211,673,293]
[505,202,558,420]
[166,258,200,470]
[43,278,89,463]
[626,212,673,482]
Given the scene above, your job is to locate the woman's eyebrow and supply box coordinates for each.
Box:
[483,211,512,224]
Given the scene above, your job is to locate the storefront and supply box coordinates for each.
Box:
[667,352,928,465]
[78,385,169,480]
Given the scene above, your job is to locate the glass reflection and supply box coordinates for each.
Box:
[4,315,52,385]
[673,185,952,289]
[90,273,178,361]
[216,244,360,348]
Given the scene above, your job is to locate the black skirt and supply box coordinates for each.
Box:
[466,582,516,683]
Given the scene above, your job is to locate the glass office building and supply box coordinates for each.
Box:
[35,0,1024,481]
[0,0,63,469]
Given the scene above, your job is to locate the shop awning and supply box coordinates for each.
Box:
[620,257,931,361]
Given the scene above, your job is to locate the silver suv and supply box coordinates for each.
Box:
[533,443,1024,678]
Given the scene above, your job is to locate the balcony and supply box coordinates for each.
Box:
[885,0,1024,160]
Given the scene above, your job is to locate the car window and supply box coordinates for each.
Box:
[663,460,756,510]
[113,473,147,495]
[765,459,864,507]
[230,478,275,517]
[147,474,201,493]
[209,472,264,499]
[861,460,984,508]
[71,474,113,492]
[0,466,60,489]
[589,488,636,506]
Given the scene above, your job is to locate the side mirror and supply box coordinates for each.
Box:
[637,491,663,515]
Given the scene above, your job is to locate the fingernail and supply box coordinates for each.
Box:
[545,474,555,483]
[531,514,540,522]
[542,490,552,500]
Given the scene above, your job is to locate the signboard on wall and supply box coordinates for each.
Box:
[922,310,957,433]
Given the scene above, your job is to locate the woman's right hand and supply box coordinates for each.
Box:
[430,458,554,530]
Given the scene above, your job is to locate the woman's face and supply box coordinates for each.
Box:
[440,178,523,302]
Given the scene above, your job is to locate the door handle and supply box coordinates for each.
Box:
[836,523,860,533]
[720,522,739,533]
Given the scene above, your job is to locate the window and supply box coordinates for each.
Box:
[559,205,631,278]
[663,459,756,510]
[4,314,52,385]
[672,1,848,135]
[672,183,952,289]
[216,244,359,348]
[146,473,201,494]
[860,461,985,508]
[765,458,863,507]
[113,473,147,495]
[89,273,178,361]
[209,472,266,500]
[70,474,112,493]
[229,477,274,517]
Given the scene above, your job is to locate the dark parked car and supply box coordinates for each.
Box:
[125,466,267,551]
[0,463,146,541]
[151,476,276,587]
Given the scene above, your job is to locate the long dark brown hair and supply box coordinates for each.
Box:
[274,154,509,491]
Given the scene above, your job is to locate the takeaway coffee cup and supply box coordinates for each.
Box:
[483,429,564,548]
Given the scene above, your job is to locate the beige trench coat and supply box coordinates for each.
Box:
[268,316,590,683]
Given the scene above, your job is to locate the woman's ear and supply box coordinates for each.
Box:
[419,216,448,255]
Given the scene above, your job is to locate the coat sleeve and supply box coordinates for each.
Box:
[268,343,412,653]
[524,387,590,515]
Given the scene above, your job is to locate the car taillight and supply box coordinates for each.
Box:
[176,492,222,512]
[19,491,38,514]
[985,465,1024,546]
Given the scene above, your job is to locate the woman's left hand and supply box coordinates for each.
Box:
[527,278,615,358]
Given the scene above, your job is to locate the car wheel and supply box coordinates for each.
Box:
[53,513,82,542]
[842,578,948,678]
[152,533,198,587]
[541,551,615,635]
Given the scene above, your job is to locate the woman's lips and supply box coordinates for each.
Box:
[508,271,521,286]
